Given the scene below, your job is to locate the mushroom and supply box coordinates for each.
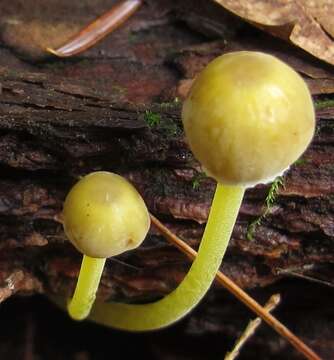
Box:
[63,171,150,320]
[64,51,315,331]
[182,51,315,187]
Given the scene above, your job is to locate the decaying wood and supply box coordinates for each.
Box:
[0,0,333,359]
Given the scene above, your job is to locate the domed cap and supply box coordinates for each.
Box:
[63,172,150,258]
[182,51,315,187]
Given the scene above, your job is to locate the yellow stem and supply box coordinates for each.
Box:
[88,184,245,330]
[68,255,106,320]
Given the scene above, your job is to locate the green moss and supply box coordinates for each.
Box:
[293,158,308,167]
[246,176,284,241]
[191,171,207,190]
[144,106,182,137]
[265,176,284,209]
[144,111,161,127]
[246,217,263,241]
[314,98,334,110]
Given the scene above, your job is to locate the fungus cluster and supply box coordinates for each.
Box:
[62,51,315,329]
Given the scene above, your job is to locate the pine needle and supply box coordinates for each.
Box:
[224,294,281,360]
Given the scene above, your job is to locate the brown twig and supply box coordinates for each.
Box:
[277,267,334,288]
[149,213,322,360]
[46,0,143,57]
[224,294,281,360]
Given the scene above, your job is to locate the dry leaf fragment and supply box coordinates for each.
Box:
[214,0,334,66]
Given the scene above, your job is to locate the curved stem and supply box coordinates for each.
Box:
[47,0,142,57]
[88,184,245,330]
[68,255,106,320]
[149,215,321,360]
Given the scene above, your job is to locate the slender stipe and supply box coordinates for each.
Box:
[149,214,322,360]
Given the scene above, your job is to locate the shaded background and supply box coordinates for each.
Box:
[1,278,334,359]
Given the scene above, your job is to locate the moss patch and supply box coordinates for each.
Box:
[191,171,207,190]
[246,176,284,240]
[314,98,334,110]
[144,110,161,127]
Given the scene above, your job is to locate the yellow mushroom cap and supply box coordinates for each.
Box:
[63,172,150,258]
[182,51,315,187]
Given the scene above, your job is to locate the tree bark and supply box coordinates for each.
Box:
[0,0,333,359]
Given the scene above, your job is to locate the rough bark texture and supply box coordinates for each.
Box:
[0,0,333,359]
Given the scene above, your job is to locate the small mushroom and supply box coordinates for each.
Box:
[63,171,150,320]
